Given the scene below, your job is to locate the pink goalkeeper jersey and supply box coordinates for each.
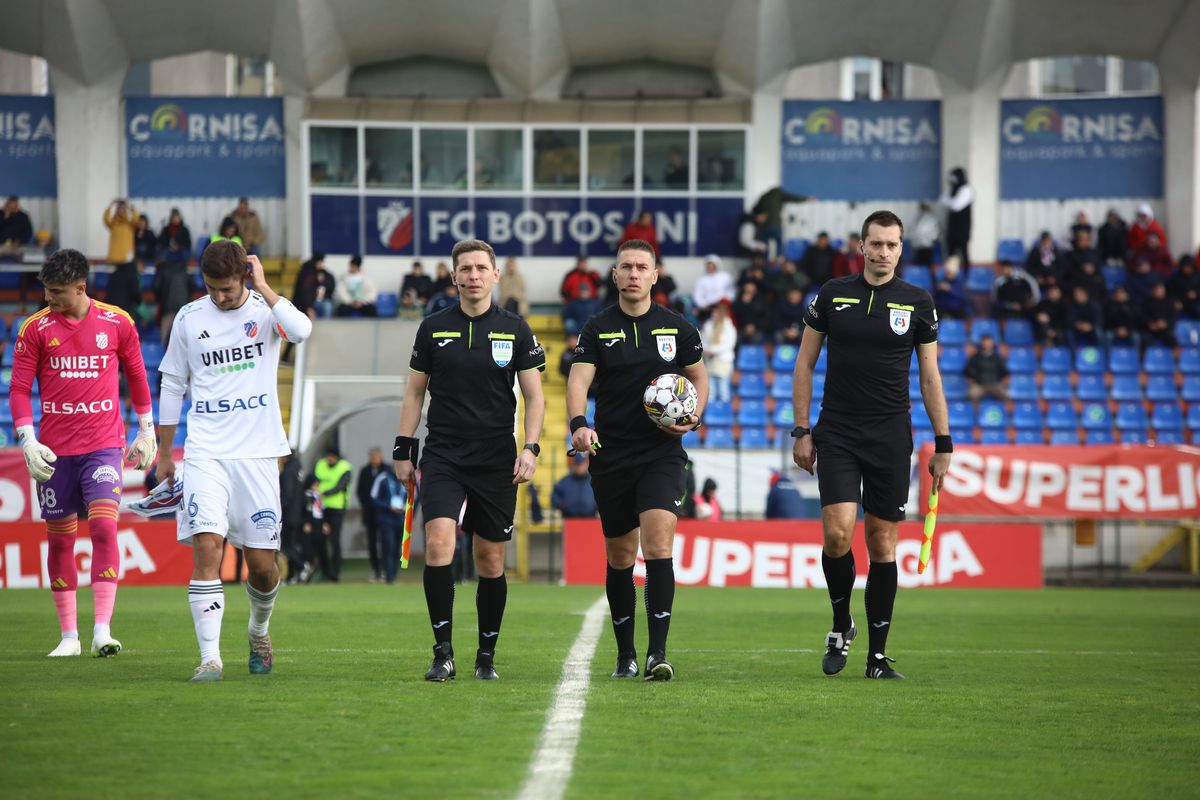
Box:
[8,299,152,456]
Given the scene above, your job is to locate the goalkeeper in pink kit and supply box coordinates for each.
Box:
[8,249,158,657]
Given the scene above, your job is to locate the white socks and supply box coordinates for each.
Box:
[245,580,280,637]
[188,579,224,665]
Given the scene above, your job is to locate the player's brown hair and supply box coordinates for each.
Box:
[861,210,904,241]
[616,239,655,260]
[39,248,89,285]
[451,239,496,269]
[200,238,248,280]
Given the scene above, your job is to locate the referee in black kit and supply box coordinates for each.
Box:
[394,239,545,682]
[567,239,708,681]
[792,210,951,679]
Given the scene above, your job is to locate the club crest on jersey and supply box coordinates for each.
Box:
[656,335,676,362]
[244,321,259,339]
[95,332,109,349]
[889,308,911,336]
[492,339,513,367]
[91,465,119,484]
[251,509,278,531]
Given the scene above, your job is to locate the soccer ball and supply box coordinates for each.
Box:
[644,374,698,428]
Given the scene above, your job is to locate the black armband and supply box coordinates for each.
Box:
[934,435,954,454]
[569,416,589,434]
[393,435,419,462]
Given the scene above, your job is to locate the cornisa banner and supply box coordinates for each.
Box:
[0,95,57,197]
[125,97,285,197]
[780,100,941,201]
[999,96,1163,199]
[310,194,744,257]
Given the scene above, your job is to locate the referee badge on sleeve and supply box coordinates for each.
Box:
[889,308,911,335]
[656,335,676,362]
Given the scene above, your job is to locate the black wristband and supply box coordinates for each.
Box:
[569,416,589,434]
[934,435,954,453]
[393,435,418,462]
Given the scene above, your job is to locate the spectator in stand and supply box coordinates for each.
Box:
[1024,231,1063,289]
[752,186,810,258]
[400,261,434,308]
[1064,228,1101,283]
[736,209,770,258]
[133,214,157,265]
[292,253,335,320]
[1065,285,1104,348]
[432,261,453,294]
[209,215,242,247]
[619,210,659,257]
[652,259,678,308]
[230,197,265,255]
[1069,210,1093,241]
[1104,285,1139,347]
[334,255,378,317]
[663,148,688,187]
[1130,231,1174,278]
[933,257,968,319]
[559,255,601,303]
[694,478,721,521]
[105,259,143,324]
[939,166,973,268]
[158,208,192,263]
[498,257,528,316]
[559,334,578,381]
[356,448,388,582]
[701,302,736,403]
[765,470,805,519]
[732,280,770,345]
[0,195,33,258]
[103,198,138,266]
[770,258,809,299]
[801,231,836,286]
[992,260,1040,320]
[832,233,864,278]
[424,282,459,316]
[1167,256,1200,319]
[369,460,406,584]
[552,453,598,518]
[1125,258,1160,307]
[299,473,326,584]
[1098,209,1128,265]
[562,281,602,335]
[1033,283,1068,346]
[739,255,768,293]
[963,334,1009,401]
[910,202,940,268]
[773,286,807,344]
[1067,260,1108,304]
[154,255,191,347]
[1127,203,1167,253]
[1142,282,1178,348]
[691,254,735,322]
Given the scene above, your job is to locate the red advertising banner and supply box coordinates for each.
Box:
[563,520,1042,588]
[919,444,1200,519]
[0,521,192,588]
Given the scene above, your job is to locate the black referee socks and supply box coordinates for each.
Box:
[644,558,675,656]
[865,561,898,657]
[423,564,455,648]
[821,550,856,633]
[476,574,507,655]
[606,563,637,657]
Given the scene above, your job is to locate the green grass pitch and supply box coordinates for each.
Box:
[1,584,1196,799]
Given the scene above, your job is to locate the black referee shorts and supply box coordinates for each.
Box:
[419,456,516,542]
[590,455,687,538]
[813,413,912,522]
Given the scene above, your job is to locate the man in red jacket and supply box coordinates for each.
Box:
[560,256,601,302]
[1127,203,1167,253]
[619,211,659,257]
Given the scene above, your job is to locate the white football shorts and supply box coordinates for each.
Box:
[176,457,282,551]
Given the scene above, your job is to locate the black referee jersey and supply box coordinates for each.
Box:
[802,273,938,419]
[410,303,545,462]
[573,303,703,473]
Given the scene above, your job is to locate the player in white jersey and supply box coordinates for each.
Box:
[154,239,312,682]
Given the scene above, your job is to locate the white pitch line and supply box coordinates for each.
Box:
[516,595,609,800]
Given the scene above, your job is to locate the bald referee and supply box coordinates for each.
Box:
[792,210,951,679]
[394,239,545,682]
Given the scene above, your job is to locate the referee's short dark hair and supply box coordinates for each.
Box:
[451,239,496,269]
[617,238,655,259]
[861,210,905,241]
[201,238,248,281]
[39,248,89,286]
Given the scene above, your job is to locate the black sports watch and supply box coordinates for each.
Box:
[523,443,541,457]
[790,426,812,439]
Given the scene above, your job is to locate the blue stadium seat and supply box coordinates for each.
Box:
[812,374,825,401]
[1114,402,1147,431]
[1120,429,1149,444]
[1110,374,1142,401]
[739,427,771,448]
[737,372,767,399]
[969,319,1000,345]
[0,317,7,341]
[1002,319,1034,347]
[911,402,932,430]
[586,398,596,420]
[1175,320,1200,347]
[814,348,828,374]
[1081,402,1113,430]
[769,373,792,399]
[1006,346,1037,374]
[939,318,967,346]
[194,235,211,260]
[948,401,974,429]
[939,346,967,373]
[1052,400,1082,427]
[11,317,26,338]
[1182,376,1200,402]
[705,401,734,426]
[951,427,977,444]
[1012,401,1042,429]
[1074,347,1105,374]
[1085,429,1115,445]
[997,238,1026,263]
[703,427,735,448]
[140,342,165,369]
[1041,374,1073,400]
[1180,348,1200,374]
[979,429,1010,444]
[966,266,994,293]
[772,401,794,427]
[1155,430,1185,445]
[1102,265,1126,291]
[681,429,701,450]
[1015,429,1044,445]
[909,373,921,399]
[1076,374,1107,401]
[977,401,1007,429]
[905,267,932,292]
[735,345,767,373]
[1188,404,1200,431]
[771,344,798,372]
[913,428,935,449]
[1107,347,1140,374]
[736,400,768,426]
[942,373,968,401]
[1041,347,1071,374]
[1009,374,1038,400]
[1146,375,1178,402]
[784,238,809,261]
[809,402,822,425]
[0,405,12,424]
[1050,429,1081,445]
[1151,402,1184,431]
[376,292,399,318]
[91,272,109,291]
[1143,347,1175,375]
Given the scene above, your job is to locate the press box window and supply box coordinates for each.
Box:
[473,129,523,190]
[533,129,581,190]
[364,128,414,188]
[309,127,358,187]
[587,130,635,190]
[420,128,468,190]
[697,131,744,191]
[642,130,690,191]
